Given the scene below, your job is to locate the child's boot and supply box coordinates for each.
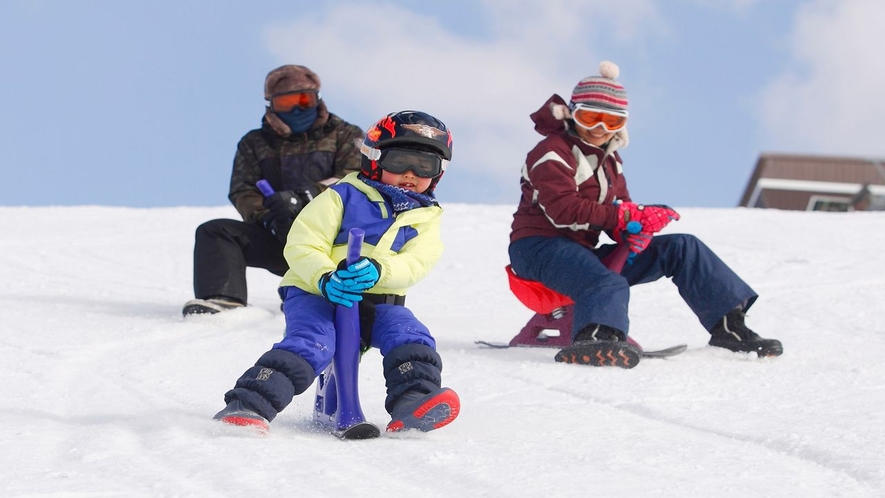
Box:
[554,323,641,368]
[387,387,460,433]
[213,399,269,432]
[709,307,783,357]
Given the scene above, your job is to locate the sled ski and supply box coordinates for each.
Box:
[475,339,687,358]
[332,421,382,440]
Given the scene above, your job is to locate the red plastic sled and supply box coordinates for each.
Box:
[505,245,642,350]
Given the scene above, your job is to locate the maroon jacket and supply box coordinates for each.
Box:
[510,94,631,250]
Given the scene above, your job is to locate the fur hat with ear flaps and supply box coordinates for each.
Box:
[263,64,330,137]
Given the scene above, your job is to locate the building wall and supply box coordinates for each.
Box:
[740,154,885,211]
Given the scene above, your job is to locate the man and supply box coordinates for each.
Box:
[183,65,363,315]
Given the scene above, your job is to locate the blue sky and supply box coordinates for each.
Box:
[2,0,883,208]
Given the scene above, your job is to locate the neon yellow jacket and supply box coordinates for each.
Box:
[279,173,443,296]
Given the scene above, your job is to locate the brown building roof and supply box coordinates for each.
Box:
[739,153,885,211]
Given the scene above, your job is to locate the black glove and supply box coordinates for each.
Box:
[262,191,306,243]
[263,190,304,220]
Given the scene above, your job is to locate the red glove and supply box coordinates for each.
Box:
[615,201,644,239]
[624,231,652,264]
[616,202,680,236]
[640,204,680,233]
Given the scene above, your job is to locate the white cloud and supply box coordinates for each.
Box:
[262,1,663,188]
[757,0,885,157]
[687,0,760,12]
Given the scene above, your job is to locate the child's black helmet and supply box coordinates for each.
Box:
[359,110,453,193]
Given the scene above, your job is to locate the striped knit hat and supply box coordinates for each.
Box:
[570,61,628,111]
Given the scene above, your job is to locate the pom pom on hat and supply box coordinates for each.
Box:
[598,60,620,79]
[570,61,628,111]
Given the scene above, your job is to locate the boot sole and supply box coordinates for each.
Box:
[182,304,221,316]
[709,339,784,357]
[555,342,641,369]
[387,388,460,432]
[217,415,269,433]
[183,299,244,316]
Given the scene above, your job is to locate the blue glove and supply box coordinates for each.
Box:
[318,257,382,307]
[335,257,381,289]
[319,272,364,308]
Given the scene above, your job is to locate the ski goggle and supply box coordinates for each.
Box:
[360,143,448,178]
[268,91,321,112]
[570,104,628,132]
[377,148,446,178]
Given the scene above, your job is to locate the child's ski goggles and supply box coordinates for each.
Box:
[570,104,628,132]
[360,143,448,178]
[268,90,320,113]
[377,148,445,178]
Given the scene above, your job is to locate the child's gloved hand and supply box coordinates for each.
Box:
[624,231,652,265]
[640,204,680,233]
[615,201,680,236]
[317,257,382,308]
[318,272,364,308]
[335,257,381,289]
[613,201,680,264]
[612,212,649,264]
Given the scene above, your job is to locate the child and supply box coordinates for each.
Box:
[508,61,783,368]
[214,110,460,432]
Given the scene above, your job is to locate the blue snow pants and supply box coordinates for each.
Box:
[223,286,442,421]
[275,286,436,370]
[508,234,757,338]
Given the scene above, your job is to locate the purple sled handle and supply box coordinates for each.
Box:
[256,179,275,197]
[313,228,369,431]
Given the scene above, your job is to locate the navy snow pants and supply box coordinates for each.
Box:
[508,234,757,338]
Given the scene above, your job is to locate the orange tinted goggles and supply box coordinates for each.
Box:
[269,91,320,112]
[571,105,628,132]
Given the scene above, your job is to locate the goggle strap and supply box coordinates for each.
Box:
[570,102,629,117]
[360,143,382,160]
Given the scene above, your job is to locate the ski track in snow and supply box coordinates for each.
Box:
[1,205,884,497]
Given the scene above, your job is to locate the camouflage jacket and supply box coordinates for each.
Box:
[228,111,363,224]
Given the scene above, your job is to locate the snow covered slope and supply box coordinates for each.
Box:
[1,205,883,497]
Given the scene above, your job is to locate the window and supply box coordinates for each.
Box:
[808,195,851,212]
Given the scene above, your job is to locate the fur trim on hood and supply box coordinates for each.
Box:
[262,64,330,137]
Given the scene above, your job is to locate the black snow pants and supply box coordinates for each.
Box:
[192,218,288,304]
